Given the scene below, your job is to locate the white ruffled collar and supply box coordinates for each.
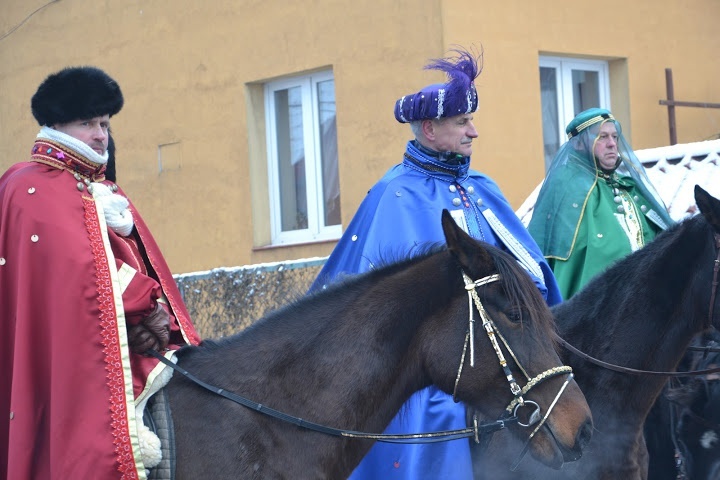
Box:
[37,126,109,165]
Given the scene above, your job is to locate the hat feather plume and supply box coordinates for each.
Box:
[424,46,482,102]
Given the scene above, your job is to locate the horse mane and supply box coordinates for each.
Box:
[314,239,556,337]
[186,239,555,357]
[182,246,449,357]
[490,245,556,335]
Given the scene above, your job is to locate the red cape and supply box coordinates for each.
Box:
[0,139,200,479]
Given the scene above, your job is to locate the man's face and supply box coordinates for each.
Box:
[593,121,619,170]
[53,114,111,155]
[425,113,478,157]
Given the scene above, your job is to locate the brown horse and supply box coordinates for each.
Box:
[472,186,720,480]
[163,210,592,479]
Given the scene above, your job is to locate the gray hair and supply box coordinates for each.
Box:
[409,120,423,139]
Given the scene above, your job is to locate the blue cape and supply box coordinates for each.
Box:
[310,141,561,479]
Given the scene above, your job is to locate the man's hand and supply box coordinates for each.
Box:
[127,303,171,354]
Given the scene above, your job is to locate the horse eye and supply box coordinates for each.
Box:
[506,308,523,323]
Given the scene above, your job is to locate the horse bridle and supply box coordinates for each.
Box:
[559,232,720,378]
[455,272,576,470]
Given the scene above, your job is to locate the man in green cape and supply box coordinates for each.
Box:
[529,108,673,299]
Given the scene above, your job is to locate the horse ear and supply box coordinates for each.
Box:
[695,185,720,233]
[441,209,493,273]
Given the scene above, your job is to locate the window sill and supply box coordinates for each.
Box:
[252,238,340,252]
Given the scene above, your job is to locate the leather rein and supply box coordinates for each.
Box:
[148,270,575,446]
[149,347,510,444]
[559,232,720,378]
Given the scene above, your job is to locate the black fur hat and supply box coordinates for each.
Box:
[31,66,124,126]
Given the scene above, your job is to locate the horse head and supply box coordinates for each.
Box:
[437,210,593,470]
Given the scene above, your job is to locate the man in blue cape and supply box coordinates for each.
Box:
[310,47,561,479]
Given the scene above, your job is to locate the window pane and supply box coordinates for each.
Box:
[571,69,600,116]
[317,80,341,226]
[539,66,560,169]
[274,87,308,231]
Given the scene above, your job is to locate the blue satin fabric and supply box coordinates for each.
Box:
[310,140,561,479]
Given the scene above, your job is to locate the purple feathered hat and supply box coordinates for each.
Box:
[31,66,123,126]
[394,46,482,123]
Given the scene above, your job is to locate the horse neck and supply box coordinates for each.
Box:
[568,224,713,359]
[557,220,716,424]
[214,253,461,434]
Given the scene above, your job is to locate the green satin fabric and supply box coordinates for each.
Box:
[547,174,662,299]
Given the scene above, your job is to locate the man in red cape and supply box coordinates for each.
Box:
[0,66,201,479]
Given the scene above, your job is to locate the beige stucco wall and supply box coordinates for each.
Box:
[442,0,720,203]
[2,0,719,274]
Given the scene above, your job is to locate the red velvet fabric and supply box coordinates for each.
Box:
[0,139,200,479]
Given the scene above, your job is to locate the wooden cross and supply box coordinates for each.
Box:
[659,68,720,145]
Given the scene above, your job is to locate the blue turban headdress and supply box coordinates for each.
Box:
[394,47,482,123]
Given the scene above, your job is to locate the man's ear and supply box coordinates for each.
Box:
[421,119,435,141]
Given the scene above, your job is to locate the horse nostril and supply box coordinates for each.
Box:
[576,419,593,450]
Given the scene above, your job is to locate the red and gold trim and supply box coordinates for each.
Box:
[31,139,106,182]
[85,196,144,479]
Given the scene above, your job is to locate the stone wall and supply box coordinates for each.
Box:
[174,258,325,339]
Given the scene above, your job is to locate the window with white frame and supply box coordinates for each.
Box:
[265,71,341,245]
[539,56,611,169]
